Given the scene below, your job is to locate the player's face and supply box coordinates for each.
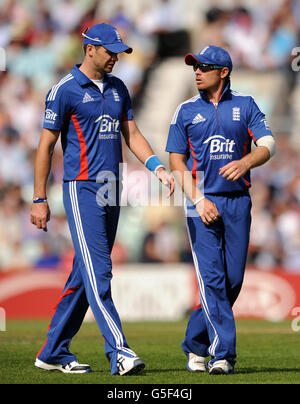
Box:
[91,45,119,74]
[194,66,229,92]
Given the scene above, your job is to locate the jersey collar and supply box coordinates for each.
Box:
[199,80,231,103]
[71,64,109,88]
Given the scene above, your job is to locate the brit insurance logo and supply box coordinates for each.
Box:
[44,109,57,124]
[203,135,235,160]
[95,114,120,140]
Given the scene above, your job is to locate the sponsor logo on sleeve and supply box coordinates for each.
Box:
[44,109,57,124]
[261,118,271,131]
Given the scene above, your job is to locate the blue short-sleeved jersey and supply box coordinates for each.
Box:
[43,64,133,181]
[166,83,273,194]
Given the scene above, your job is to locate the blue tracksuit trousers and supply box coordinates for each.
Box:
[182,193,252,365]
[37,180,136,375]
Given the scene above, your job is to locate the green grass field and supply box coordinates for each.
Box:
[0,318,299,385]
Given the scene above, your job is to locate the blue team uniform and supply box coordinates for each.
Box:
[43,64,132,181]
[166,82,273,365]
[36,64,136,375]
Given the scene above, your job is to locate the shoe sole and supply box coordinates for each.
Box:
[186,365,206,373]
[120,361,145,376]
[209,366,234,375]
[35,365,92,374]
[35,359,91,374]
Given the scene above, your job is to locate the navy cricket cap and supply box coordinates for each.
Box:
[185,45,232,73]
[82,23,133,54]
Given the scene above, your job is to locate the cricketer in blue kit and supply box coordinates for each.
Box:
[31,23,174,376]
[166,45,276,375]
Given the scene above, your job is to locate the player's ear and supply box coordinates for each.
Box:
[85,44,96,57]
[220,67,229,80]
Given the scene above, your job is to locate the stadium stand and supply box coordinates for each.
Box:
[0,0,300,275]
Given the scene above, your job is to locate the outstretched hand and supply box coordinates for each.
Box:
[156,168,175,198]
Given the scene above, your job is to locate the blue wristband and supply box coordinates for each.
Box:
[33,198,48,203]
[145,155,164,174]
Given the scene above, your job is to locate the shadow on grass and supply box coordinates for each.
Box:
[138,368,188,374]
[140,367,300,376]
[34,366,300,379]
[236,367,300,374]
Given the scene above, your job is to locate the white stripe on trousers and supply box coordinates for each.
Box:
[185,207,219,357]
[69,181,135,357]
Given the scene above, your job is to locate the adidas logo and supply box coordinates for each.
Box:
[192,113,206,124]
[82,92,94,103]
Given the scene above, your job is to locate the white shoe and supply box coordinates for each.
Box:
[208,359,234,375]
[116,353,145,376]
[35,358,91,374]
[186,353,206,372]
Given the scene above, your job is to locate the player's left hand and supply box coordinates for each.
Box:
[219,159,249,182]
[30,202,51,232]
[156,167,175,198]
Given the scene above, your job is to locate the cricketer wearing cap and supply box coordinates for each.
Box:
[31,23,174,376]
[166,45,275,375]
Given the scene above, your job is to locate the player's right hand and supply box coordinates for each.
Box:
[30,202,51,232]
[156,167,175,198]
[195,198,221,226]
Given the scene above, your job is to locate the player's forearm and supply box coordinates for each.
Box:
[33,147,53,198]
[122,119,157,164]
[219,145,272,182]
[241,145,271,171]
[129,132,156,164]
[170,155,202,203]
[33,130,59,197]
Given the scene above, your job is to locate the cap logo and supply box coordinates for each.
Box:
[200,46,210,55]
[115,29,122,42]
[82,32,102,43]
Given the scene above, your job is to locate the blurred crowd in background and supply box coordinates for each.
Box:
[0,0,300,273]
